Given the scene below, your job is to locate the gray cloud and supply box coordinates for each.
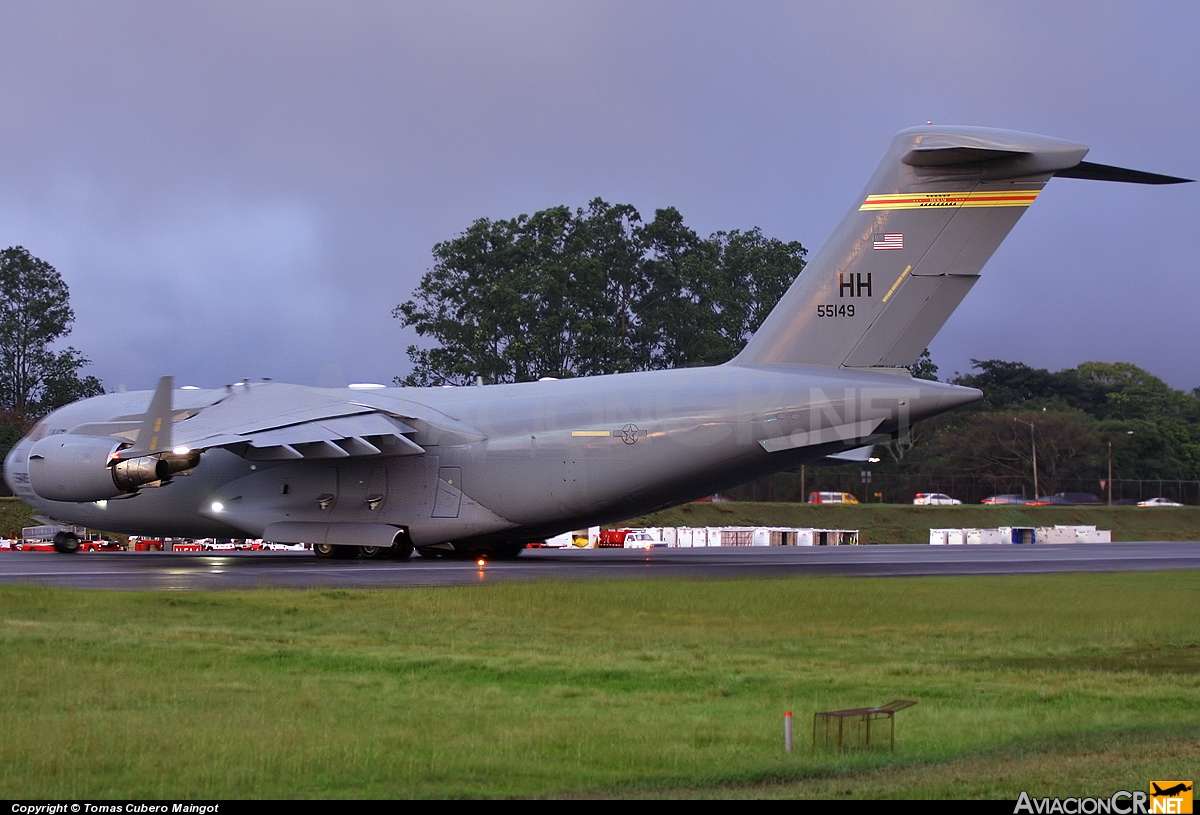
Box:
[1,1,1197,390]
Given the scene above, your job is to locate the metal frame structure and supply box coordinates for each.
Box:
[813,700,917,751]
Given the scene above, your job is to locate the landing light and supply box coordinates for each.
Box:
[477,558,486,567]
[210,501,225,513]
[173,446,190,455]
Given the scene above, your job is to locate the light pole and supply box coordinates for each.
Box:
[1108,430,1134,505]
[1015,418,1039,499]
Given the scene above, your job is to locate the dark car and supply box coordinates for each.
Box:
[1043,492,1104,506]
[981,494,1027,505]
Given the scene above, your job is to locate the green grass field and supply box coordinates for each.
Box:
[0,496,35,538]
[1,573,1198,798]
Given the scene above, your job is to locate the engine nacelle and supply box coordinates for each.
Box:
[27,436,201,503]
[28,435,127,502]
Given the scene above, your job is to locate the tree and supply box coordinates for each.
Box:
[395,200,648,385]
[912,409,1102,496]
[909,348,938,381]
[394,201,805,385]
[0,246,104,426]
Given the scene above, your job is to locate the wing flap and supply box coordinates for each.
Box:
[185,411,426,459]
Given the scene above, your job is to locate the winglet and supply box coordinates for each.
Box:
[115,376,174,459]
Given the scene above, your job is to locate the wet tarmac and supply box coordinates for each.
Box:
[1,541,1199,590]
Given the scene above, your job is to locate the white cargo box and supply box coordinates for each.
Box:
[1045,524,1112,543]
[966,528,1006,545]
[662,526,858,547]
[1036,526,1077,544]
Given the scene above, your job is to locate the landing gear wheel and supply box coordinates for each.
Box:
[53,532,80,554]
[357,545,386,559]
[314,543,357,559]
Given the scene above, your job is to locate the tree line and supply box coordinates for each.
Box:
[0,247,104,459]
[900,358,1200,488]
[393,198,807,385]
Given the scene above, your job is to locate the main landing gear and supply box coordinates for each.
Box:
[52,531,80,554]
[313,533,414,560]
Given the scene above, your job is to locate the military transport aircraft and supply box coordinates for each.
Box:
[3,125,1190,559]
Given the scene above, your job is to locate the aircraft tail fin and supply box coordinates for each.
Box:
[733,125,1190,370]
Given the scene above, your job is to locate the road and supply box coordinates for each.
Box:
[1,541,1199,590]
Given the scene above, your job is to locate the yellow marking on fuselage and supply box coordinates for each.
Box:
[153,418,162,432]
[571,430,611,437]
[881,265,913,303]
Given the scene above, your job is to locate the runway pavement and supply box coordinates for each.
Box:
[1,541,1200,590]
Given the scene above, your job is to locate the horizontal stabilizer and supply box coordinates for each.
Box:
[1054,160,1193,184]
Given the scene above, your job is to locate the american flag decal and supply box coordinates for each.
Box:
[873,233,903,250]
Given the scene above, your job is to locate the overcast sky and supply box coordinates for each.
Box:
[2,1,1197,392]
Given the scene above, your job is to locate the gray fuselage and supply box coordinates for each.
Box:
[4,362,978,550]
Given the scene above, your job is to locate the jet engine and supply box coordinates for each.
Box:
[27,435,199,502]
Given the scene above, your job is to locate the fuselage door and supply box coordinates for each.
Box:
[432,467,462,518]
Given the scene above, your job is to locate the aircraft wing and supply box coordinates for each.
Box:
[85,382,487,463]
[177,410,426,461]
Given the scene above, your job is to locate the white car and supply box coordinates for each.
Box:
[913,492,962,506]
[1137,497,1183,507]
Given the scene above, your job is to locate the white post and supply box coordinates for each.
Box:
[784,711,793,753]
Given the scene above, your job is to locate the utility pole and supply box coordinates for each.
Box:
[1014,418,1039,499]
[1108,440,1113,506]
[1108,430,1133,506]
